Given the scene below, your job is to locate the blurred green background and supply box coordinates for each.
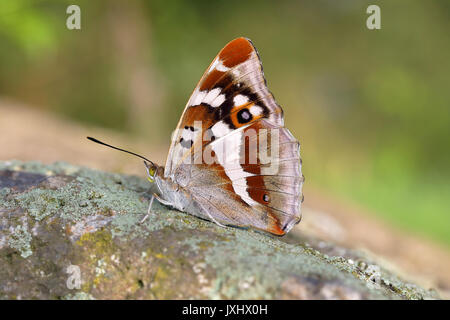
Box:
[0,0,449,245]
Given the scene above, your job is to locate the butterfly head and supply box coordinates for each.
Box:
[144,160,157,183]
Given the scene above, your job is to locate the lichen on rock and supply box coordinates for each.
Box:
[0,160,440,299]
[7,224,32,258]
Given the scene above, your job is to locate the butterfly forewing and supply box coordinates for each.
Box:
[165,37,283,176]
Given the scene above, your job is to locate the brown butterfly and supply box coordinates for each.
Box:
[89,37,304,236]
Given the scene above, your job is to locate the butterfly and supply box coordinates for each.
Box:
[88,37,304,236]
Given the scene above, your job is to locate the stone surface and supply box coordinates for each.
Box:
[0,161,439,299]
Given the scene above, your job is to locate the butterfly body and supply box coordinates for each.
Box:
[146,37,304,236]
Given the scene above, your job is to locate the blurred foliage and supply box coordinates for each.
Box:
[0,0,449,244]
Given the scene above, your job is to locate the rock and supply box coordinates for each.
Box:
[0,161,439,299]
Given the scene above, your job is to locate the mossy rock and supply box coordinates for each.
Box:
[0,161,439,299]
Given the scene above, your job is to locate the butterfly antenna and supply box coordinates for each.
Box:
[87,136,154,166]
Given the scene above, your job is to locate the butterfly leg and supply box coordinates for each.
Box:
[153,193,173,207]
[139,194,154,224]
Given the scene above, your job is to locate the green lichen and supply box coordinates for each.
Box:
[177,226,439,299]
[111,212,145,239]
[8,224,32,258]
[208,230,362,299]
[0,187,11,198]
[1,160,150,224]
[62,292,95,300]
[76,229,115,255]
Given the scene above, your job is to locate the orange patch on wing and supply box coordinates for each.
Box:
[199,69,226,91]
[180,105,218,159]
[210,162,236,192]
[229,102,264,128]
[245,176,267,205]
[181,105,215,129]
[219,37,254,68]
[266,216,285,236]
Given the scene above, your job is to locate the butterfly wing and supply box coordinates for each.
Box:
[164,37,303,235]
